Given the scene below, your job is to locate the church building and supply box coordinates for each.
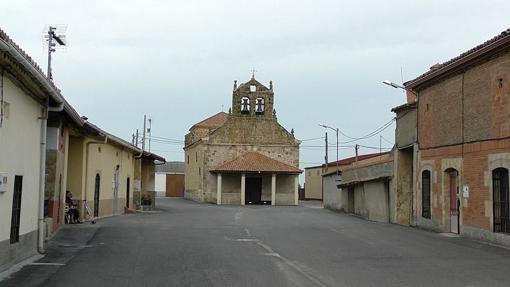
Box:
[184,77,301,205]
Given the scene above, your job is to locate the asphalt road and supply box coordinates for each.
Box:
[3,198,510,287]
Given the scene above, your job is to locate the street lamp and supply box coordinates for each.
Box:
[383,80,418,96]
[319,123,339,175]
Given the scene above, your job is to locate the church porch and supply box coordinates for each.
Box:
[215,172,299,206]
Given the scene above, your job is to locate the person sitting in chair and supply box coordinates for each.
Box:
[66,191,81,224]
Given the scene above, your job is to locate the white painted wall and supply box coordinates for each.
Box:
[0,75,42,242]
[155,172,166,197]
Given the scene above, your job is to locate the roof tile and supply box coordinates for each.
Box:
[210,152,302,174]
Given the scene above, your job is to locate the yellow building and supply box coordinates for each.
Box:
[304,165,324,200]
[0,27,164,272]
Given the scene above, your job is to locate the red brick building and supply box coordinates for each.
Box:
[404,29,510,246]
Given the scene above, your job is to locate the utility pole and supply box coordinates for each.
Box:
[355,144,359,164]
[142,115,146,151]
[324,132,328,173]
[148,118,152,152]
[335,128,339,175]
[135,129,139,148]
[380,135,382,153]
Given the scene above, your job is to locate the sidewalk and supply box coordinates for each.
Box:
[0,221,101,287]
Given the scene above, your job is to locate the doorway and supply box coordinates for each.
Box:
[113,165,120,214]
[126,177,130,209]
[347,187,354,213]
[448,170,459,234]
[493,168,509,233]
[245,177,263,204]
[94,174,100,217]
[10,175,23,244]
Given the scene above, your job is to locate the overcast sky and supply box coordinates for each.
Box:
[1,1,509,177]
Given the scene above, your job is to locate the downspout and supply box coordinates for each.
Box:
[37,100,64,254]
[83,135,108,214]
[0,68,4,128]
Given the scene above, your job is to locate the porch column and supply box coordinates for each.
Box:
[216,173,222,205]
[294,174,299,206]
[241,174,246,205]
[271,173,276,205]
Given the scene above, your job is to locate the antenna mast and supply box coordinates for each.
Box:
[45,25,67,80]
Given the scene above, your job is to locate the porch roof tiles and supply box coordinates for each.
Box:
[210,152,302,174]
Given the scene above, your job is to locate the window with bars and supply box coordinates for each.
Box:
[422,170,431,219]
[493,168,510,233]
[10,175,23,244]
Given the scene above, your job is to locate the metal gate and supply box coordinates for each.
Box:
[493,168,510,233]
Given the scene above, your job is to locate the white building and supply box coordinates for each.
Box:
[0,28,66,271]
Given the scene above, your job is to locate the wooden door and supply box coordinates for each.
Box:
[94,174,100,217]
[449,171,459,234]
[245,177,262,204]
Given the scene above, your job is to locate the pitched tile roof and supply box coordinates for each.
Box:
[405,28,510,89]
[190,112,228,130]
[210,152,302,174]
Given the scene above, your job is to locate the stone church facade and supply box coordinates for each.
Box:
[184,77,301,205]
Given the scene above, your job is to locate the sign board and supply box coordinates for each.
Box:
[0,173,7,193]
[463,185,469,198]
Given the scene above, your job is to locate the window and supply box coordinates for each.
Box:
[10,176,23,244]
[241,97,250,114]
[493,168,510,233]
[499,78,504,89]
[255,97,265,114]
[187,155,189,164]
[198,167,201,176]
[250,85,256,92]
[196,152,198,162]
[422,170,431,219]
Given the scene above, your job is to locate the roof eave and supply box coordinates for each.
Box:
[405,32,510,90]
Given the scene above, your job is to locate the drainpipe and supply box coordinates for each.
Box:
[0,68,4,128]
[37,100,64,254]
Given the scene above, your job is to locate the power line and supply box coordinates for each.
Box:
[339,118,396,144]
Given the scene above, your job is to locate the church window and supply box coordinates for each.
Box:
[241,97,250,114]
[255,97,265,114]
[250,85,256,92]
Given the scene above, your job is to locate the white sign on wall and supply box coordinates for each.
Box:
[463,185,469,198]
[0,173,7,193]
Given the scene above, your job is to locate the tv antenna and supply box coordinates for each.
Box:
[43,25,67,80]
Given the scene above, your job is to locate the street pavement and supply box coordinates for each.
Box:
[2,198,510,287]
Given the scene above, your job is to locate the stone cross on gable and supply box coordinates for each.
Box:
[251,68,257,79]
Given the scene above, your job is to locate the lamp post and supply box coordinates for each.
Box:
[319,123,339,175]
[383,80,418,96]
